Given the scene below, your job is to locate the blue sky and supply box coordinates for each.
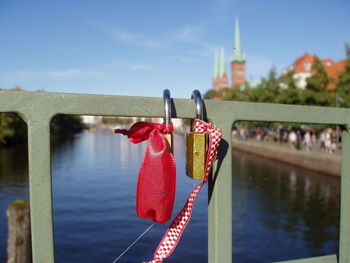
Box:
[0,0,349,98]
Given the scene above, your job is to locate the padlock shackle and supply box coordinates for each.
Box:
[191,90,203,120]
[163,89,171,126]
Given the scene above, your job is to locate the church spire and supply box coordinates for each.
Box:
[219,46,226,76]
[233,17,245,62]
[213,50,219,78]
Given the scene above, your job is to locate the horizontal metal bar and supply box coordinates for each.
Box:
[1,90,350,125]
[1,90,347,263]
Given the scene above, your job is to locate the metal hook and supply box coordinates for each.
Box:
[191,90,203,120]
[163,89,171,126]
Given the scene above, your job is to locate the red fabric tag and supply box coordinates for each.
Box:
[115,122,176,224]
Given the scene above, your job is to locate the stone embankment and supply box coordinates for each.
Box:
[233,139,341,176]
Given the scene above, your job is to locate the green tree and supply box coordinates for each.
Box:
[50,115,83,134]
[245,67,280,103]
[0,87,27,145]
[276,70,303,105]
[203,89,220,100]
[336,43,350,108]
[0,113,16,143]
[0,113,27,145]
[304,57,334,106]
[306,57,330,92]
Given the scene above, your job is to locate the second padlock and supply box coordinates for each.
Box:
[163,89,173,152]
[186,90,207,180]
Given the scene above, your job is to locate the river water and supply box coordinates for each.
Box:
[0,130,340,262]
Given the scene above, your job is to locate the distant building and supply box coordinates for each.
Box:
[212,17,248,91]
[212,47,229,90]
[283,53,346,89]
[231,17,246,90]
[81,115,103,125]
[324,60,347,89]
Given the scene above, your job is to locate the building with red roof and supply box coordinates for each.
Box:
[325,60,347,89]
[284,53,346,89]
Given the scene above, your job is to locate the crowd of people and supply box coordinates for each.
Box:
[234,125,342,154]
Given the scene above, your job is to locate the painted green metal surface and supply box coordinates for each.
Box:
[274,255,338,263]
[1,90,350,263]
[340,128,350,263]
[27,116,54,263]
[209,122,233,263]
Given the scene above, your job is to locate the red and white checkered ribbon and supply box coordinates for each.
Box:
[143,119,222,263]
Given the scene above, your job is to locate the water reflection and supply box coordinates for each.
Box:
[0,144,28,184]
[0,144,29,263]
[0,131,341,262]
[233,149,340,262]
[51,130,207,263]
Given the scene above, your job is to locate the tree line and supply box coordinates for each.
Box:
[205,44,350,109]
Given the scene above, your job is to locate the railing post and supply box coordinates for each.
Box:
[208,121,232,263]
[7,200,31,263]
[340,126,350,263]
[27,117,54,263]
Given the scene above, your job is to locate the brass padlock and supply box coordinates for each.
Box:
[163,89,173,153]
[186,90,207,179]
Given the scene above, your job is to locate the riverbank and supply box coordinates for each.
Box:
[233,138,341,176]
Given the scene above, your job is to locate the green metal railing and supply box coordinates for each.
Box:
[1,90,350,263]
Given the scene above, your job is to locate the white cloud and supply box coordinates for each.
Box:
[129,63,151,71]
[87,21,167,49]
[172,25,217,54]
[172,25,203,43]
[46,69,101,78]
[87,21,217,58]
[188,48,217,59]
[1,69,102,81]
[87,21,133,42]
[163,55,197,63]
[176,56,197,63]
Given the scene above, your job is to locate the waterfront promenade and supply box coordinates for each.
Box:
[233,138,341,176]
